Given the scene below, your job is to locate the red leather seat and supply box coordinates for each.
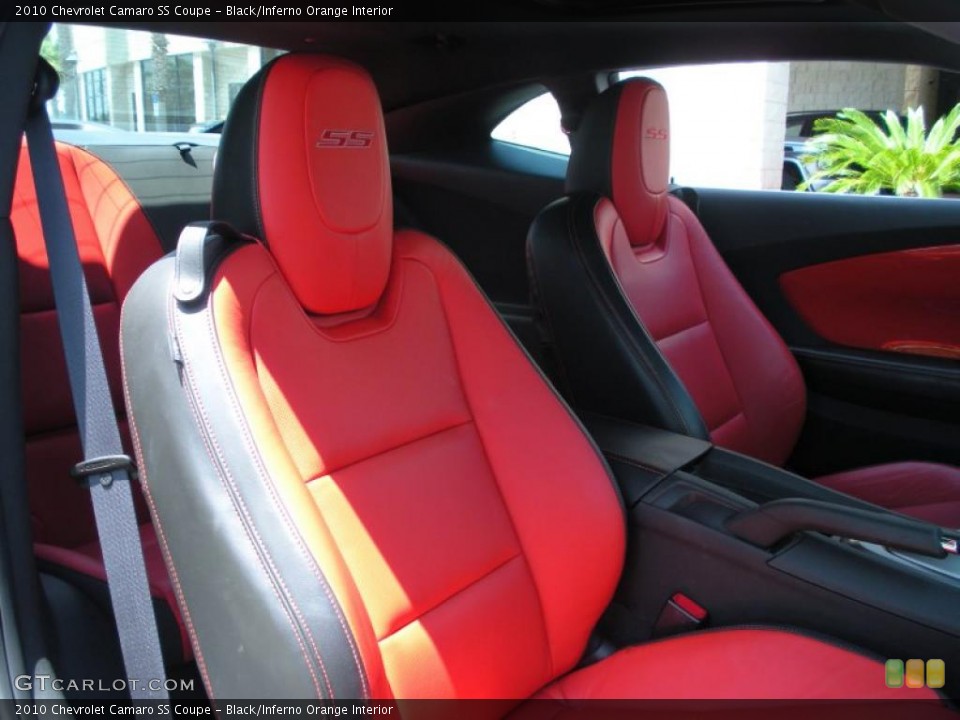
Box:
[12,141,187,659]
[528,78,960,527]
[118,54,938,702]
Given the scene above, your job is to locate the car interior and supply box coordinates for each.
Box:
[0,8,959,712]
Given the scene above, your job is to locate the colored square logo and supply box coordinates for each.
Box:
[906,659,925,688]
[885,659,904,688]
[926,659,945,689]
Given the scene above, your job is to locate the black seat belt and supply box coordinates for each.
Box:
[24,58,169,705]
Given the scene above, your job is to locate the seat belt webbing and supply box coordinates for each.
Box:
[25,60,169,704]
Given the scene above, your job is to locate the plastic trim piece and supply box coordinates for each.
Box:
[726,498,949,558]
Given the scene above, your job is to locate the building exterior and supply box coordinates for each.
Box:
[46,25,281,132]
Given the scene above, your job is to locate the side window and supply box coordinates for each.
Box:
[616,61,960,197]
[619,62,789,191]
[491,92,570,156]
[42,24,283,136]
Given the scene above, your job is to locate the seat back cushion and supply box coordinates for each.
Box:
[12,141,163,547]
[567,79,806,466]
[125,54,626,701]
[202,232,625,699]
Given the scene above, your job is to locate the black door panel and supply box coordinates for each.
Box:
[695,189,960,349]
[695,189,960,474]
[795,348,960,474]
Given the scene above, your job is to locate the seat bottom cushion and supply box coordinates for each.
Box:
[817,462,960,528]
[529,628,940,701]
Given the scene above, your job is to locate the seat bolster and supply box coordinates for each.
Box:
[63,144,164,304]
[398,229,627,681]
[527,193,708,439]
[676,199,806,465]
[818,462,960,528]
[526,627,943,702]
[121,250,383,700]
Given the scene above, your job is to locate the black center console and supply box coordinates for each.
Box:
[584,413,960,700]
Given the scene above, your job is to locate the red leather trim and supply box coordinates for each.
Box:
[257,55,393,315]
[586,84,960,524]
[21,304,123,437]
[207,231,623,698]
[14,141,162,545]
[14,142,162,311]
[590,80,806,466]
[817,462,960,527]
[208,244,390,699]
[13,142,184,655]
[24,422,151,547]
[533,628,941,700]
[612,79,670,248]
[598,195,806,466]
[670,592,707,621]
[15,143,114,311]
[779,246,960,358]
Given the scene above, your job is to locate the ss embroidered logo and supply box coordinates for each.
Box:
[316,129,375,148]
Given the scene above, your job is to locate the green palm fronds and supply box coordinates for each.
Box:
[800,104,960,198]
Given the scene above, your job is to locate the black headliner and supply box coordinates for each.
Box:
[117,14,960,112]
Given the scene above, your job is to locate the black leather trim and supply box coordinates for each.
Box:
[793,345,960,424]
[173,222,252,305]
[211,60,274,243]
[581,413,713,508]
[565,82,623,197]
[527,193,709,439]
[790,345,960,472]
[584,413,712,477]
[693,447,896,514]
[35,559,185,671]
[121,255,369,700]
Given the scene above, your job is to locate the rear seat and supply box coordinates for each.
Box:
[12,140,188,662]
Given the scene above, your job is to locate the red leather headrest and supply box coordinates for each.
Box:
[213,54,392,315]
[567,78,670,247]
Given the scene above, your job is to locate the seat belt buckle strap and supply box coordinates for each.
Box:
[70,454,138,488]
[652,592,709,639]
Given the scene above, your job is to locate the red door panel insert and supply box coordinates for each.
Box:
[779,245,960,359]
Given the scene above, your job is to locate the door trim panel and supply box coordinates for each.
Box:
[696,189,960,349]
[780,245,960,360]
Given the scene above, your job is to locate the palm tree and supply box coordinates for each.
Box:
[801,104,960,198]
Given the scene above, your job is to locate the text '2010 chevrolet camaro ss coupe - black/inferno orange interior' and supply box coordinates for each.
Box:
[0,6,959,719]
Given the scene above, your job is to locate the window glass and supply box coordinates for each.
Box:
[616,61,959,196]
[784,117,804,138]
[42,24,282,135]
[491,92,570,155]
[82,69,109,124]
[494,60,960,198]
[618,62,793,191]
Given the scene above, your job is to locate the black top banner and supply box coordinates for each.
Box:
[7,0,960,22]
